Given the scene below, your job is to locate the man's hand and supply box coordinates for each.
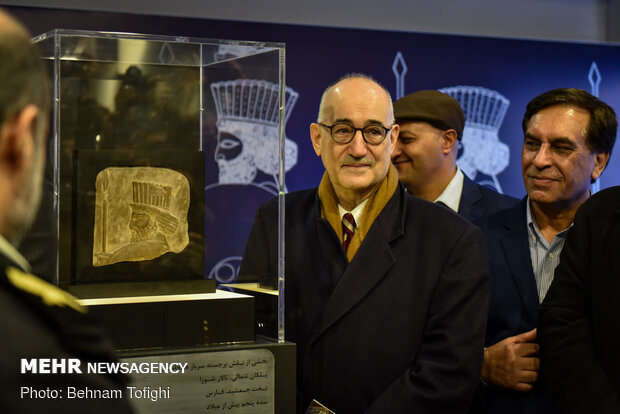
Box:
[481,328,540,392]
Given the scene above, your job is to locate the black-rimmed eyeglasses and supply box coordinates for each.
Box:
[318,122,392,145]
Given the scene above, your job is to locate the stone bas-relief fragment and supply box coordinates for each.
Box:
[93,167,190,266]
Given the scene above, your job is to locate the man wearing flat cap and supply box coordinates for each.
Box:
[392,90,516,220]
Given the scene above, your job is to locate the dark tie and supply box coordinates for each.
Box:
[342,213,356,252]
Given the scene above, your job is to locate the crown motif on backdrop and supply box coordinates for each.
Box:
[210,79,299,126]
[132,181,172,210]
[439,86,510,131]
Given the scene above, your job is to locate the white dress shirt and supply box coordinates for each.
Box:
[434,168,465,213]
[338,198,369,231]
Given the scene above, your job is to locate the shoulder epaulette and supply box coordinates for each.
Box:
[6,266,85,313]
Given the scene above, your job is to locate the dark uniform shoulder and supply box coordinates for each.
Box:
[2,266,84,313]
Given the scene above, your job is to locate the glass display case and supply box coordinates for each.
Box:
[32,30,287,344]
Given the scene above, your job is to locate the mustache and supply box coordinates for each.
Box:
[525,167,562,181]
[342,155,373,166]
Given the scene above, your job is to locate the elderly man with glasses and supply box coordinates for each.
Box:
[240,74,490,413]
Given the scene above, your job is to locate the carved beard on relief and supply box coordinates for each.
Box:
[130,212,159,242]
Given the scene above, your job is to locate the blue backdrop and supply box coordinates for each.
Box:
[11,6,620,282]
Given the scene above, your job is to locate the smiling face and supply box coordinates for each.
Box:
[391,121,457,200]
[522,104,608,211]
[310,77,398,209]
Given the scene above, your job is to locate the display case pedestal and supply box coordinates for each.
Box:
[119,337,295,414]
[79,289,254,349]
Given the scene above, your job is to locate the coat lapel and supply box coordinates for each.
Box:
[310,187,405,344]
[458,175,483,220]
[498,200,539,323]
[297,196,348,337]
[315,216,348,293]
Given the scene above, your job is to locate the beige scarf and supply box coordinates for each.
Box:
[318,164,398,262]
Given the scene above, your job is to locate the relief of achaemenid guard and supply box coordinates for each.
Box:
[93,167,190,266]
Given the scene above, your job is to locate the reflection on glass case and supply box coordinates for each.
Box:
[33,30,287,343]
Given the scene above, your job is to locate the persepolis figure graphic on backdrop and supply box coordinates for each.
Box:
[439,86,511,193]
[205,76,299,283]
[208,79,299,194]
[391,52,511,193]
[93,167,190,266]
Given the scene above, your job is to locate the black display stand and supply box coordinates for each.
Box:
[78,288,254,349]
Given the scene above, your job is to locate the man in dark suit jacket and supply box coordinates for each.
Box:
[0,10,133,413]
[391,90,517,221]
[460,174,518,221]
[240,74,490,413]
[539,186,620,413]
[473,88,617,413]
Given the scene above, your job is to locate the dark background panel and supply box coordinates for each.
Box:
[9,5,620,283]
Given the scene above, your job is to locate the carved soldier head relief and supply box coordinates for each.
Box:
[93,167,190,266]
